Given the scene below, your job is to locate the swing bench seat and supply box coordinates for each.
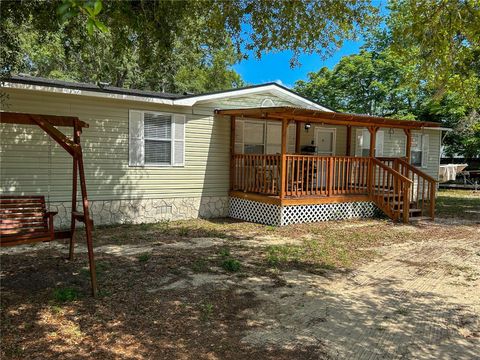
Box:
[0,195,58,247]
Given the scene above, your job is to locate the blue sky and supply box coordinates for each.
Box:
[233,39,364,88]
[233,1,388,88]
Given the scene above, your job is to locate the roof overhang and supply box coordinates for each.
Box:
[175,84,331,111]
[215,107,443,130]
[2,79,330,111]
[2,81,175,106]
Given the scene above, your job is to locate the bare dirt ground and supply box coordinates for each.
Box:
[1,190,479,359]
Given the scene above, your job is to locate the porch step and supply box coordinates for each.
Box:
[409,208,422,215]
[409,216,433,222]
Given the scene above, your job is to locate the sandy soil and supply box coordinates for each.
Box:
[1,218,479,359]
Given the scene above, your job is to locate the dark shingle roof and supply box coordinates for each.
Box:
[5,74,183,100]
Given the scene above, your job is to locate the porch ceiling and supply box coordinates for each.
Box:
[215,106,441,129]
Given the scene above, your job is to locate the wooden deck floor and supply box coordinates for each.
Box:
[230,191,370,206]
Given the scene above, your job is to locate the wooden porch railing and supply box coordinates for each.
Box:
[232,154,371,197]
[284,155,370,197]
[232,154,281,195]
[379,157,436,220]
[232,154,435,223]
[370,158,413,223]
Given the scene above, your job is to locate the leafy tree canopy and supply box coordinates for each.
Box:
[387,0,480,102]
[0,0,377,93]
[295,48,479,157]
[295,0,480,158]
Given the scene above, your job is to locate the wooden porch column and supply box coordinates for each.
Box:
[295,120,302,153]
[368,126,378,157]
[404,128,412,164]
[346,125,352,156]
[230,116,236,191]
[280,119,288,200]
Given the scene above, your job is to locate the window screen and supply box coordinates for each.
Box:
[144,113,172,165]
[411,134,422,166]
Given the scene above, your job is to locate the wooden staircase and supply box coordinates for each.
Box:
[369,157,436,223]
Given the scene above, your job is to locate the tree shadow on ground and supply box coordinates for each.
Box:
[1,229,478,360]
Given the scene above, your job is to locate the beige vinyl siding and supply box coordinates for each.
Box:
[0,88,230,202]
[351,127,441,180]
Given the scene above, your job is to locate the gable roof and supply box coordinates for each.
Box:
[174,82,333,111]
[2,74,330,110]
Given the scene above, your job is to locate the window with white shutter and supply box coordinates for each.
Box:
[129,110,185,167]
[411,133,429,168]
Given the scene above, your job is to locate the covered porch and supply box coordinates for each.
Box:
[215,107,440,224]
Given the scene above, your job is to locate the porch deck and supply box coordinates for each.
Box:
[218,106,439,224]
[230,154,436,223]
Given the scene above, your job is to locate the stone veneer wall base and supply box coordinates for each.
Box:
[48,196,229,229]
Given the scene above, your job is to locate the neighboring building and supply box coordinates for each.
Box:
[1,75,444,226]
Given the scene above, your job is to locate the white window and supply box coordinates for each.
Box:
[234,119,296,154]
[129,110,185,167]
[356,129,384,157]
[411,133,429,168]
[244,121,266,154]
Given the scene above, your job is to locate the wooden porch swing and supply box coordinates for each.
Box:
[0,112,97,296]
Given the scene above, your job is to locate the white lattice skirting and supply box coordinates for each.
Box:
[229,197,379,226]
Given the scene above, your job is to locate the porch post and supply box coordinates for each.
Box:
[295,120,302,153]
[346,125,352,156]
[404,128,412,164]
[368,126,378,158]
[230,116,236,191]
[280,118,288,200]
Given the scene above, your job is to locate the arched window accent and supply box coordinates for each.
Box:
[261,98,275,107]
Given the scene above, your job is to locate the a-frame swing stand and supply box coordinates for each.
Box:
[0,112,97,296]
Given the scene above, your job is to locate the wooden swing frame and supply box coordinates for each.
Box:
[0,112,97,296]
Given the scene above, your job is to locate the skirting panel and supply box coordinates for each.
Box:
[280,201,378,226]
[229,197,281,226]
[229,197,378,226]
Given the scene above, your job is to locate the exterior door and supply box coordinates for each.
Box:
[315,128,336,155]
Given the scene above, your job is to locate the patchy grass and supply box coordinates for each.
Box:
[199,301,215,321]
[264,235,375,272]
[217,246,241,272]
[436,189,480,221]
[137,252,151,262]
[192,258,210,273]
[221,258,242,272]
[52,287,80,303]
[1,190,478,359]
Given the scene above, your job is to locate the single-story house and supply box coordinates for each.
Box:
[0,75,445,226]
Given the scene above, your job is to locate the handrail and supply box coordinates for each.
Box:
[370,157,413,223]
[370,158,413,184]
[394,157,436,220]
[395,157,437,183]
[375,157,436,220]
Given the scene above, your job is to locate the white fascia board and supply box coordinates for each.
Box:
[173,84,332,111]
[426,127,452,131]
[1,82,175,106]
